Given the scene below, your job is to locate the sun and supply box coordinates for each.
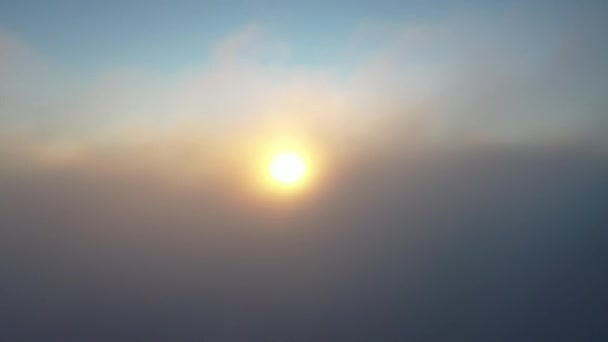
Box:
[269,151,307,186]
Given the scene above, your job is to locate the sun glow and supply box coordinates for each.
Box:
[247,135,322,197]
[269,151,307,186]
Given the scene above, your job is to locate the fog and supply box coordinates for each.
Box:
[2,138,607,340]
[1,1,608,340]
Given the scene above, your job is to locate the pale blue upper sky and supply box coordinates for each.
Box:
[0,0,606,141]
[0,0,521,72]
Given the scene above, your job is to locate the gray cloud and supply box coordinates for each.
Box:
[1,138,607,340]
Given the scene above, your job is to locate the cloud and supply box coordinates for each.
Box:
[212,24,291,63]
[2,6,607,151]
[1,137,607,340]
[1,6,608,338]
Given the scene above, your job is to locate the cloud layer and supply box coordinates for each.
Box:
[2,139,607,340]
[1,3,608,340]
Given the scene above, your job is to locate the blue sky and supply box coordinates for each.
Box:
[0,0,606,143]
[0,0,513,72]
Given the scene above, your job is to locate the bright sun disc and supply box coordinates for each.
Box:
[270,152,307,185]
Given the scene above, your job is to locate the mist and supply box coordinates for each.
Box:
[2,137,607,340]
[1,1,608,340]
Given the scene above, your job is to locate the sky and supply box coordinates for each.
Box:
[1,0,608,340]
[0,0,489,70]
[1,0,606,142]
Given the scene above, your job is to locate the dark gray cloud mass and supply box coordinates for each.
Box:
[1,140,607,341]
